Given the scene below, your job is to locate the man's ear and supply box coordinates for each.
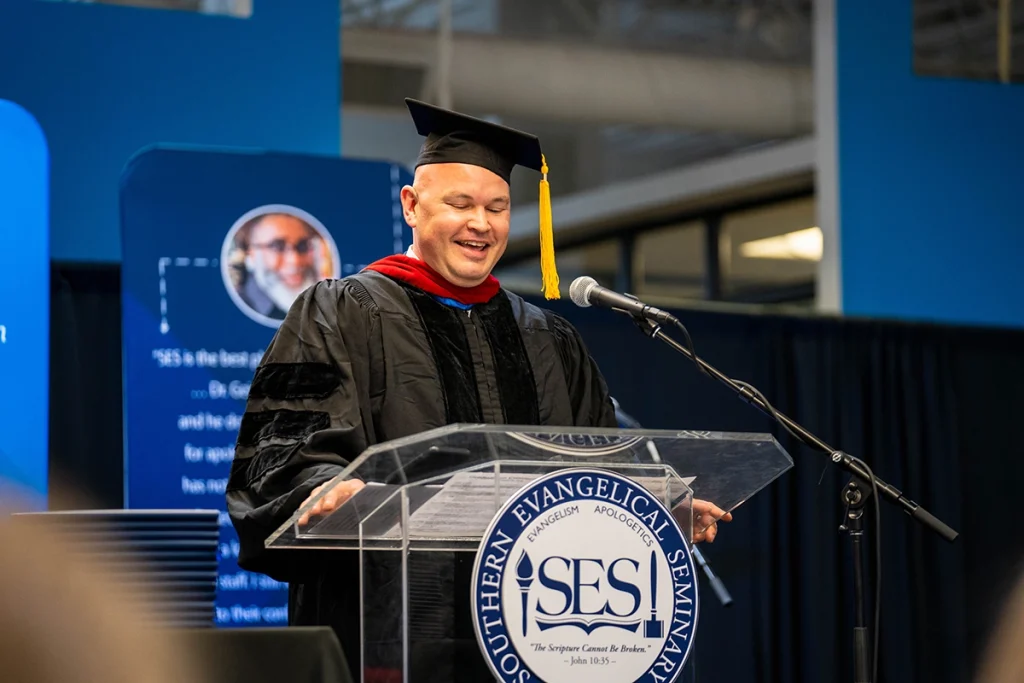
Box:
[400,185,418,229]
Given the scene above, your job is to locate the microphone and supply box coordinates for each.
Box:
[569,276,679,325]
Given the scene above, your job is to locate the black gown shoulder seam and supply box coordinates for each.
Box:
[343,278,379,313]
[342,271,425,322]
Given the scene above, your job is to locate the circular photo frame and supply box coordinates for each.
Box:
[221,204,341,328]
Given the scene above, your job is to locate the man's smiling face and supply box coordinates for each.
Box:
[401,162,512,287]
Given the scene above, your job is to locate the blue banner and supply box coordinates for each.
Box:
[120,146,412,626]
[0,100,49,507]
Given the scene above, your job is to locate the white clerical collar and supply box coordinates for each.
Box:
[405,245,419,259]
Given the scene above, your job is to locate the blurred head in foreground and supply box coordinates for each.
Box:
[976,570,1024,683]
[0,507,203,683]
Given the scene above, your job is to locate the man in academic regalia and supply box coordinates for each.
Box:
[226,99,729,682]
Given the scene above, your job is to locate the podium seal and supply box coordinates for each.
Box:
[471,468,698,683]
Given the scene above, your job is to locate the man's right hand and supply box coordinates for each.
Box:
[297,478,366,526]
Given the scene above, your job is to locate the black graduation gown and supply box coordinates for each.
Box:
[226,270,617,681]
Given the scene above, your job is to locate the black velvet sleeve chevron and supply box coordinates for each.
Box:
[546,311,619,428]
[225,278,381,583]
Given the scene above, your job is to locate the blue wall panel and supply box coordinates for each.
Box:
[0,100,49,507]
[836,0,1024,328]
[0,0,340,263]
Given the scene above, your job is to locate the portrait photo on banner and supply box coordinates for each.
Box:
[220,204,340,327]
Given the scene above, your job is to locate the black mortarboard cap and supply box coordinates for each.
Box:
[404,97,560,299]
[405,98,543,184]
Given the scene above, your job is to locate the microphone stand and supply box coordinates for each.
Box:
[625,313,958,683]
[692,545,733,607]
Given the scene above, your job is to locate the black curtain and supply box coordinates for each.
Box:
[50,264,1024,683]
[49,264,124,509]
[543,299,1024,683]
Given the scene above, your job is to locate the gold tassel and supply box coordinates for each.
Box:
[538,154,560,300]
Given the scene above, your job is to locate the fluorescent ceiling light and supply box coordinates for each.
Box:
[739,227,822,261]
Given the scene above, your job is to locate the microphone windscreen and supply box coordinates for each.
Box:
[569,276,598,307]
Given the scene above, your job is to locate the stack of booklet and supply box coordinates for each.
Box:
[13,509,219,627]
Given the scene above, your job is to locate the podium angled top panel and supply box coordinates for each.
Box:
[267,425,793,550]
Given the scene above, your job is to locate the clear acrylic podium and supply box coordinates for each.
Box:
[267,424,793,683]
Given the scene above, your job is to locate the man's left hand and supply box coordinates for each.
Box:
[680,499,733,544]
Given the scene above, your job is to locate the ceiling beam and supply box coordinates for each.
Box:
[341,27,814,137]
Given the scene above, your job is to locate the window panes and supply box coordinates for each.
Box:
[719,196,817,301]
[633,221,706,301]
[914,0,1024,84]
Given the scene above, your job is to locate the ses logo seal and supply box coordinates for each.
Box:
[471,468,698,683]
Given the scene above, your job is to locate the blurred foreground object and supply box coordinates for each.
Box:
[11,509,220,627]
[0,507,207,683]
[975,571,1024,683]
[180,626,354,683]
